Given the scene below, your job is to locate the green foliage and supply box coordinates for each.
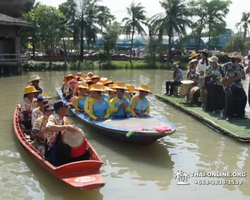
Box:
[236,12,250,40]
[149,0,192,62]
[122,2,148,60]
[224,35,245,53]
[103,22,121,62]
[23,5,65,63]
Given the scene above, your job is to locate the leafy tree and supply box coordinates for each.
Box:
[205,0,231,47]
[236,12,250,40]
[224,35,245,53]
[103,22,121,65]
[122,2,147,66]
[23,5,65,65]
[150,0,191,62]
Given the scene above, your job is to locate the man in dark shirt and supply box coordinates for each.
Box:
[221,52,247,121]
[165,63,183,96]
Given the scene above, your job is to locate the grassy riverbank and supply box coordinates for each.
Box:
[22,60,188,71]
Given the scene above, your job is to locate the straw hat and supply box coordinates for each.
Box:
[64,74,76,83]
[190,58,198,64]
[91,75,100,81]
[40,93,53,100]
[112,82,127,90]
[228,52,244,61]
[77,82,89,89]
[105,86,117,92]
[23,86,39,94]
[135,84,152,94]
[208,56,219,64]
[189,52,200,59]
[89,84,105,92]
[82,74,88,79]
[104,80,114,85]
[27,75,44,84]
[125,84,137,93]
[202,49,209,55]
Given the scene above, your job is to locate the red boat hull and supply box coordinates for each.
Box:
[13,105,105,190]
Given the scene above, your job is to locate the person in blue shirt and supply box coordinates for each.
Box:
[165,63,183,96]
[110,82,130,118]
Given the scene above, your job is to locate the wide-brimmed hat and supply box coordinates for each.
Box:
[112,82,127,90]
[23,86,39,94]
[202,49,209,55]
[27,75,44,84]
[125,84,137,93]
[77,82,89,89]
[87,72,94,77]
[228,52,244,61]
[64,74,77,83]
[189,52,200,59]
[208,56,219,64]
[89,84,105,92]
[105,86,117,92]
[91,75,100,81]
[135,84,152,94]
[104,80,114,85]
[190,59,198,64]
[41,93,53,100]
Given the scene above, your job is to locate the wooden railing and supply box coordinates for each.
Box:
[0,54,29,63]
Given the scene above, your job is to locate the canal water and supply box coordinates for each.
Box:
[0,69,250,200]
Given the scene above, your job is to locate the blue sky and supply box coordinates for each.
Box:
[38,0,249,33]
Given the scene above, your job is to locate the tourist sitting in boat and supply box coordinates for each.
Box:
[74,83,90,113]
[61,74,77,97]
[31,95,48,127]
[91,75,101,84]
[28,75,44,98]
[20,86,40,129]
[76,72,83,82]
[187,59,199,84]
[105,86,117,103]
[31,103,54,157]
[205,56,224,114]
[45,100,89,166]
[221,52,247,121]
[84,87,95,115]
[88,84,110,121]
[125,84,137,101]
[165,63,183,96]
[110,82,130,118]
[130,84,152,117]
[66,79,78,102]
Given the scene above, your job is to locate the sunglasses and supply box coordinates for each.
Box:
[43,101,48,105]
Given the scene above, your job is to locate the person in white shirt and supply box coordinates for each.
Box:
[196,49,210,108]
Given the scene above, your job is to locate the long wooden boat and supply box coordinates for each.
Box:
[13,104,105,190]
[56,88,176,145]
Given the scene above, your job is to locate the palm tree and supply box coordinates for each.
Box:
[236,12,250,40]
[96,6,115,33]
[150,0,191,62]
[122,2,147,66]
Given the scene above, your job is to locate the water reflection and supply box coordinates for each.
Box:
[1,70,250,199]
